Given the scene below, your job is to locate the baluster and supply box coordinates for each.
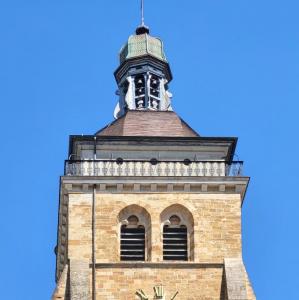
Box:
[136,161,140,176]
[124,162,129,176]
[210,162,215,176]
[170,162,174,176]
[195,162,200,176]
[202,162,207,176]
[219,162,224,176]
[209,162,213,176]
[149,162,154,176]
[150,163,153,176]
[133,161,137,176]
[103,161,108,176]
[175,162,180,176]
[146,161,150,176]
[110,161,115,176]
[187,163,192,176]
[82,161,86,176]
[87,161,92,176]
[180,163,185,176]
[78,162,82,175]
[128,162,133,176]
[205,162,209,176]
[172,162,176,176]
[192,162,196,176]
[98,161,102,176]
[160,162,166,176]
[96,161,99,175]
[94,161,98,176]
[156,163,161,176]
[165,162,168,176]
[216,162,219,176]
[173,162,177,176]
[117,162,122,176]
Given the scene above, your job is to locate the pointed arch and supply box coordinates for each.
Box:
[160,204,194,261]
[118,204,151,261]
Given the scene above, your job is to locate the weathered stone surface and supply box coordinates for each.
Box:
[243,264,256,300]
[224,258,251,300]
[69,260,90,300]
[68,194,92,260]
[96,266,224,300]
[52,264,68,300]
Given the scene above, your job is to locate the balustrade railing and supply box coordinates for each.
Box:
[64,160,243,177]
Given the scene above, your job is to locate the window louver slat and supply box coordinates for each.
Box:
[121,226,145,261]
[163,226,187,261]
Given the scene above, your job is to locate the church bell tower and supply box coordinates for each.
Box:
[52,6,256,300]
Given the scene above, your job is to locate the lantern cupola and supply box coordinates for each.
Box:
[114,24,173,118]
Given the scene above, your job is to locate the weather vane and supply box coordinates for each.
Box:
[141,0,145,26]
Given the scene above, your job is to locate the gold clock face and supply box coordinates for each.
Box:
[136,285,178,300]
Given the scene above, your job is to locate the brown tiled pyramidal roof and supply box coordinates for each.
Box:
[96,111,199,137]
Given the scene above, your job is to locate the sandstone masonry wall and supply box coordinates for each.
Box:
[96,266,224,300]
[64,192,253,300]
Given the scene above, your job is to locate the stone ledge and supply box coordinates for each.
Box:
[93,262,223,269]
[61,175,250,183]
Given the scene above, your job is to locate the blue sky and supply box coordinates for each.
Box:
[0,0,298,299]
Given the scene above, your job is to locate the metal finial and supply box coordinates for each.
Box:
[136,0,149,35]
[141,0,145,26]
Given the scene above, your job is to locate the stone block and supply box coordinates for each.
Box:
[70,260,90,300]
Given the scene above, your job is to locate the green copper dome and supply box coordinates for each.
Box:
[119,33,167,64]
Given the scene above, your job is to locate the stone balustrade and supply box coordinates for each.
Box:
[64,160,243,177]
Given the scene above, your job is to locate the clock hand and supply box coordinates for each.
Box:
[136,289,149,300]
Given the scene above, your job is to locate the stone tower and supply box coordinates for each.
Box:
[52,20,256,300]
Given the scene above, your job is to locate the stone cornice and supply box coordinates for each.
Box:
[61,176,250,204]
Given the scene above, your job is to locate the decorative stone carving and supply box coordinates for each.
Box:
[114,76,136,119]
[125,76,135,110]
[160,79,173,111]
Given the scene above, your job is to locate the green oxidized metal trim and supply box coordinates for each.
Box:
[119,33,167,64]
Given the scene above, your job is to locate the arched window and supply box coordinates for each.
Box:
[120,215,145,261]
[134,75,145,109]
[149,74,160,110]
[163,215,187,261]
[118,205,151,262]
[161,204,194,261]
